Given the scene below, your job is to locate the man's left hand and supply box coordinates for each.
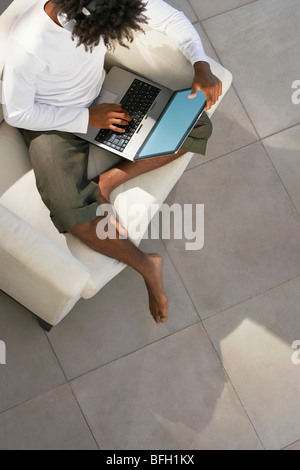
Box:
[189,61,222,111]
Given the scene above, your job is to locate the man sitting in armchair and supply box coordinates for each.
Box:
[2,0,222,325]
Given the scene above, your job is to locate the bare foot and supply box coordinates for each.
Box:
[144,254,169,324]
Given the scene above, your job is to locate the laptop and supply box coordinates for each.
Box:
[75,66,207,161]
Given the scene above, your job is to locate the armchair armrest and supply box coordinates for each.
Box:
[0,204,90,326]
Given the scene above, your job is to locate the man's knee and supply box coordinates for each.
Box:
[67,217,99,237]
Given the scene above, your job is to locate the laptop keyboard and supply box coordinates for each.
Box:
[95,79,161,153]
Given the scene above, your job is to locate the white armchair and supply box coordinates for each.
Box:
[0,0,232,330]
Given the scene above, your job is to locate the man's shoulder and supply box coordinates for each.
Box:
[9,0,51,55]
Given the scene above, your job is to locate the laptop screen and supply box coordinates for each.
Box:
[137,89,206,159]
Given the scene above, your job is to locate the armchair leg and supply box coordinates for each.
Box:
[37,317,53,332]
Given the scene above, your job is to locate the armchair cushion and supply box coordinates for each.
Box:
[0,122,31,196]
[0,204,90,325]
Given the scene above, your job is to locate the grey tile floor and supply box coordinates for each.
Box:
[0,0,300,450]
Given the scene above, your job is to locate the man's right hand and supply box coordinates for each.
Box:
[89,103,132,132]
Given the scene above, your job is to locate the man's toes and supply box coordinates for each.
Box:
[160,314,168,324]
[160,298,169,321]
[154,308,161,324]
[159,308,169,323]
[150,301,161,324]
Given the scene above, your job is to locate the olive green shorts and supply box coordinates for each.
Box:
[20,112,212,233]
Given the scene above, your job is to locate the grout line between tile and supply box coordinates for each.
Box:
[68,320,202,383]
[185,138,261,173]
[196,0,259,22]
[65,383,101,450]
[68,317,266,449]
[226,84,262,139]
[186,117,300,175]
[160,239,204,323]
[0,381,101,450]
[0,383,66,418]
[185,124,300,219]
[193,0,261,133]
[176,242,268,451]
[217,80,262,141]
[261,140,300,218]
[200,318,266,450]
[281,438,300,451]
[63,246,204,379]
[42,331,101,449]
[0,322,100,448]
[201,274,300,323]
[154,226,266,448]
[260,122,300,141]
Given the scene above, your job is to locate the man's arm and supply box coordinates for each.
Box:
[3,37,131,133]
[2,39,89,133]
[191,61,222,110]
[144,0,222,110]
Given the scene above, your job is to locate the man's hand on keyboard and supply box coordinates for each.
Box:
[189,61,222,111]
[89,103,132,132]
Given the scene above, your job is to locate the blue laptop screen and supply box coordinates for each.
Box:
[137,89,206,159]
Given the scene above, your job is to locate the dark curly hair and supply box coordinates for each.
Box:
[52,0,149,51]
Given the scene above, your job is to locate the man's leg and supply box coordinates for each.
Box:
[68,217,169,325]
[21,112,212,325]
[86,113,212,322]
[98,149,187,204]
[73,149,189,324]
[21,129,101,232]
[20,128,177,324]
[97,110,212,203]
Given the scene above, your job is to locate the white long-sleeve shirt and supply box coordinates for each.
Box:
[2,0,208,133]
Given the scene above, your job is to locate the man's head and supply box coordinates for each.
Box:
[51,0,148,51]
